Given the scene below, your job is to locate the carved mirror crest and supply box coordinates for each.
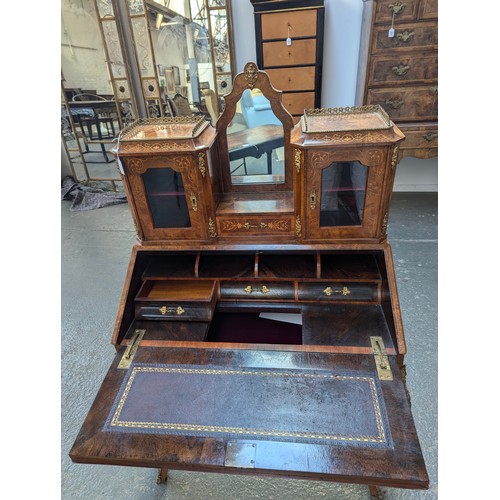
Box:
[216,62,294,192]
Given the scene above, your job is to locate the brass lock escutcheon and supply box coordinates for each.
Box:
[159,305,185,316]
[310,190,317,210]
[323,286,351,296]
[190,192,198,212]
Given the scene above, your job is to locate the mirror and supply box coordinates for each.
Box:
[228,89,285,185]
[217,62,294,193]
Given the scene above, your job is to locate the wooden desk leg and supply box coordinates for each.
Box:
[369,485,384,499]
[157,468,168,484]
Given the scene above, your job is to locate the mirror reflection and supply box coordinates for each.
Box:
[228,89,285,185]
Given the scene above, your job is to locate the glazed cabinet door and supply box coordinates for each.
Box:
[124,155,207,241]
[304,148,386,240]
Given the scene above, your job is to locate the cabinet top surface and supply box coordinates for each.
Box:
[121,117,210,142]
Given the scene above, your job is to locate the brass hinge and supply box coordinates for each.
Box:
[370,336,393,381]
[118,329,145,369]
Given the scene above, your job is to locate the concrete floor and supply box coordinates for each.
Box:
[61,192,438,499]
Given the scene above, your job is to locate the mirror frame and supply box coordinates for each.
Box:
[216,62,294,193]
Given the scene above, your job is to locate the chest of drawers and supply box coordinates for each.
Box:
[250,0,325,124]
[356,0,438,159]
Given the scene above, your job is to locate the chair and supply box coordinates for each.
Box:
[72,93,117,140]
[201,89,218,125]
[240,89,281,129]
[171,93,193,117]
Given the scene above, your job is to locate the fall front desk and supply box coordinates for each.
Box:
[70,63,428,496]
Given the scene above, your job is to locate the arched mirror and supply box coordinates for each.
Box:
[216,62,294,192]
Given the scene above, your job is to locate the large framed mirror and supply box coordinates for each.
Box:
[216,62,294,192]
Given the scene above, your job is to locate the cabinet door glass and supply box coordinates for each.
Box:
[142,168,192,228]
[320,162,367,227]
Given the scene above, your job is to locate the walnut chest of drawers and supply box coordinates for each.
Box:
[250,0,325,124]
[356,0,438,159]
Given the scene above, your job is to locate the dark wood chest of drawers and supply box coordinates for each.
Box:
[250,0,325,124]
[356,0,438,159]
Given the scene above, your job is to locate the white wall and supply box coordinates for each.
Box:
[231,0,437,192]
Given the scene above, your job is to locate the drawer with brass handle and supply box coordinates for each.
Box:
[298,282,379,302]
[218,216,293,236]
[220,281,295,301]
[372,21,437,52]
[368,53,437,85]
[135,279,217,321]
[373,0,418,23]
[398,125,438,149]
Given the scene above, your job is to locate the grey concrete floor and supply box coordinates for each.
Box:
[62,192,437,499]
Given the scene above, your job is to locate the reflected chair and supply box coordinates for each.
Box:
[240,89,281,129]
[72,93,117,140]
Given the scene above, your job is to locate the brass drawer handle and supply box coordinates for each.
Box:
[323,286,351,296]
[392,64,410,76]
[396,30,415,42]
[242,222,269,230]
[389,2,406,15]
[422,132,438,142]
[385,98,404,110]
[159,306,185,316]
[243,285,271,294]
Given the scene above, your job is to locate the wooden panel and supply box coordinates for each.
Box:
[368,53,437,85]
[263,39,316,67]
[261,9,317,39]
[282,92,315,115]
[70,346,429,488]
[373,0,418,24]
[366,85,438,122]
[418,0,438,20]
[372,21,437,52]
[265,67,316,91]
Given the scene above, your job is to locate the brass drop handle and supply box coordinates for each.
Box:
[323,286,351,296]
[423,132,438,142]
[389,2,406,15]
[392,64,410,76]
[244,285,253,294]
[159,306,185,316]
[396,30,415,42]
[260,285,270,294]
[242,222,269,230]
[243,285,270,294]
[385,98,404,109]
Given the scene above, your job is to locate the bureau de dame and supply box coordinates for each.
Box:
[70,63,428,495]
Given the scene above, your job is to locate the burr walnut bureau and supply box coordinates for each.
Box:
[70,63,428,497]
[356,0,438,160]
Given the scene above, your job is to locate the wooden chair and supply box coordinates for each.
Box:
[72,93,117,139]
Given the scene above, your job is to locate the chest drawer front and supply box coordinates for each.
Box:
[366,85,437,122]
[218,216,293,236]
[265,67,316,91]
[400,126,438,149]
[220,281,295,301]
[298,282,378,302]
[368,53,437,85]
[135,302,214,321]
[418,0,438,20]
[263,39,316,67]
[374,0,419,24]
[282,92,315,116]
[261,9,317,40]
[372,21,437,52]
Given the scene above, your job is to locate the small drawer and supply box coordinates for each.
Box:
[368,53,437,86]
[400,126,438,149]
[418,0,438,20]
[218,216,293,236]
[263,39,316,67]
[298,282,378,302]
[373,0,418,24]
[265,67,316,92]
[282,92,315,116]
[366,85,438,122]
[261,9,317,40]
[220,281,295,301]
[135,280,217,321]
[372,21,437,52]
